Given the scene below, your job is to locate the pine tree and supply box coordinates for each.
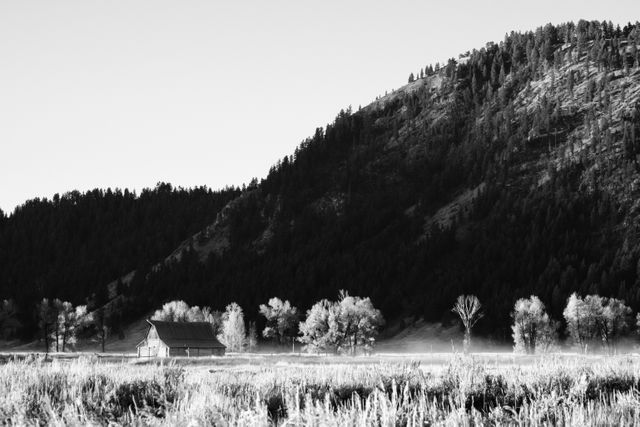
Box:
[0,300,21,340]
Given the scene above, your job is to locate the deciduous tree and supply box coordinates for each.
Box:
[599,297,632,354]
[511,295,558,354]
[151,301,222,334]
[298,292,384,354]
[259,297,299,349]
[219,302,246,352]
[57,303,88,352]
[563,293,595,353]
[151,300,190,322]
[564,293,632,353]
[335,291,384,355]
[452,295,483,353]
[298,299,336,353]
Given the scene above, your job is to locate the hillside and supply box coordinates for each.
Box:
[0,184,240,336]
[2,20,640,342]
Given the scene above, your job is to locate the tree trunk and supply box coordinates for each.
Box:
[463,328,471,354]
[43,323,49,354]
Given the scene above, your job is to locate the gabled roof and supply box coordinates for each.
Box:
[145,319,226,349]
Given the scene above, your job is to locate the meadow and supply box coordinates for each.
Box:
[2,353,640,425]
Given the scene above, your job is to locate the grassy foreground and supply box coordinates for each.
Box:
[2,354,640,425]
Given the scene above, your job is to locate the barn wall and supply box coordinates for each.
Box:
[137,343,169,357]
[158,344,168,357]
[138,326,171,357]
[138,346,156,357]
[169,347,187,357]
[146,326,161,347]
[165,347,225,357]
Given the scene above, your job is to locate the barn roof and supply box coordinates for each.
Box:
[146,319,226,349]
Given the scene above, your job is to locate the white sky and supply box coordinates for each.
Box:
[1,0,638,213]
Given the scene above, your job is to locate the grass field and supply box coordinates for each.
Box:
[2,352,640,425]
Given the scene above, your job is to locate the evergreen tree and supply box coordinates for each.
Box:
[0,300,21,340]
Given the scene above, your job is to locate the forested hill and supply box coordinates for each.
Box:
[0,184,240,335]
[4,20,640,341]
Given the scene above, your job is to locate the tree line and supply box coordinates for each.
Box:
[32,298,122,353]
[152,291,384,354]
[457,293,638,355]
[4,289,640,355]
[10,291,384,354]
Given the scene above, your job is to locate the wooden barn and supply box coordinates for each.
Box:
[137,319,226,357]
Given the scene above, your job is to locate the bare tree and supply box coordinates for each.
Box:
[452,295,483,353]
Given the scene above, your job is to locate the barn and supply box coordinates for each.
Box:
[136,319,226,357]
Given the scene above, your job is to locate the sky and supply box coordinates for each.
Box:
[1,0,639,214]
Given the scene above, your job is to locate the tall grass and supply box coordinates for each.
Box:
[2,354,640,425]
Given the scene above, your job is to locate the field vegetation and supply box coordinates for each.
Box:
[3,354,640,425]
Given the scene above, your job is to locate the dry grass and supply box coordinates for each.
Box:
[2,353,640,425]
